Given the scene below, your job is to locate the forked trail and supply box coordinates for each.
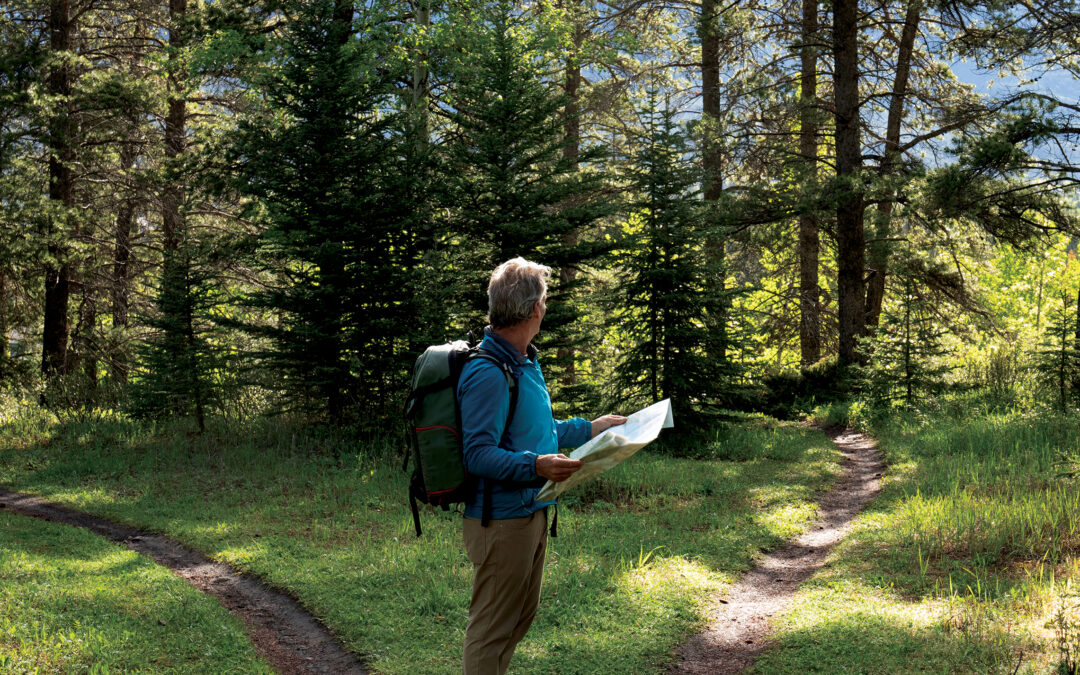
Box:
[669,428,885,674]
[1,427,879,674]
[0,488,366,675]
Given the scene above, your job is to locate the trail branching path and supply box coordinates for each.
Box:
[670,428,884,674]
[0,488,366,675]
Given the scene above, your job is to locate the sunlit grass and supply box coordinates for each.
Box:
[0,510,271,674]
[0,402,839,673]
[757,398,1080,673]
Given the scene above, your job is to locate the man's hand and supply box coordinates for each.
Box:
[535,454,583,482]
[591,414,627,438]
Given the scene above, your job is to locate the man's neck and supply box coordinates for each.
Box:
[492,324,535,358]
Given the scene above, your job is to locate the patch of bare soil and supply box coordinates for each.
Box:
[0,488,366,675]
[669,428,884,674]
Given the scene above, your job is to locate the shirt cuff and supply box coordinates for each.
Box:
[523,450,539,478]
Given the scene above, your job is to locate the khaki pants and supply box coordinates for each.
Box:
[462,509,547,675]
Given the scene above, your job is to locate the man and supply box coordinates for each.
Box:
[458,257,626,674]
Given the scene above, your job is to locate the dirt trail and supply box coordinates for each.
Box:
[0,488,366,675]
[669,428,884,674]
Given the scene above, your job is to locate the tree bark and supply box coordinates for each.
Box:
[322,0,355,423]
[72,278,97,391]
[865,3,920,330]
[42,0,74,378]
[557,22,583,386]
[700,0,727,359]
[798,0,821,367]
[111,144,137,384]
[162,0,187,256]
[832,0,865,364]
[0,273,7,367]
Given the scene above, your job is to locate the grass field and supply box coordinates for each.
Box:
[0,509,271,673]
[751,399,1080,674]
[0,402,840,674]
[7,395,1076,673]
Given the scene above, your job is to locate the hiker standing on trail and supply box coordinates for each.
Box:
[458,257,626,674]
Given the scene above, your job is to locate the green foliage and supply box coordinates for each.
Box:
[865,276,953,405]
[758,356,863,418]
[134,246,222,430]
[1033,291,1080,412]
[608,97,738,438]
[229,0,415,423]
[440,0,612,400]
[924,102,1079,246]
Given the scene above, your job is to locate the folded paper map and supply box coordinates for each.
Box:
[537,398,674,502]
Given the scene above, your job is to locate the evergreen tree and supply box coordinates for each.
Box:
[230,0,411,422]
[442,0,611,402]
[866,276,951,404]
[609,98,736,436]
[1033,291,1080,412]
[0,11,47,387]
[136,243,221,430]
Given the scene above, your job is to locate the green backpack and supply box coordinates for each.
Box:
[403,338,518,536]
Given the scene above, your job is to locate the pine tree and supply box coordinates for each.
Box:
[610,97,736,437]
[136,244,221,430]
[442,0,611,402]
[867,276,951,405]
[229,0,411,422]
[1033,292,1080,413]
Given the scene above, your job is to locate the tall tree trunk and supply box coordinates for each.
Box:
[322,0,355,422]
[865,3,920,330]
[111,144,137,384]
[42,0,74,378]
[72,278,97,391]
[557,22,583,386]
[700,0,727,359]
[1060,293,1068,412]
[162,0,187,257]
[903,282,912,402]
[798,0,821,367]
[0,274,7,368]
[832,0,865,364]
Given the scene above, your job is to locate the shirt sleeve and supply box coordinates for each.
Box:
[555,417,591,449]
[458,360,539,482]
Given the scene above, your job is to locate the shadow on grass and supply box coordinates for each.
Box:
[0,412,845,674]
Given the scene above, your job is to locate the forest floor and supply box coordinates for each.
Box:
[0,405,843,673]
[1,398,1078,673]
[0,427,875,675]
[0,487,364,674]
[671,428,884,673]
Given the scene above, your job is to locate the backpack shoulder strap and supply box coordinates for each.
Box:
[471,350,519,437]
[469,348,524,529]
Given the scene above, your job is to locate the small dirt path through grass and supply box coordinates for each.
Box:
[669,428,884,674]
[0,488,366,675]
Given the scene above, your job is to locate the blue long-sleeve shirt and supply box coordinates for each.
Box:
[457,327,592,519]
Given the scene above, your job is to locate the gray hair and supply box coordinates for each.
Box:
[487,257,551,328]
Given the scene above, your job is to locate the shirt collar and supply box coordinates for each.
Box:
[483,325,538,363]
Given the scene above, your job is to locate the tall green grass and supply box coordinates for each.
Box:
[877,409,1080,573]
